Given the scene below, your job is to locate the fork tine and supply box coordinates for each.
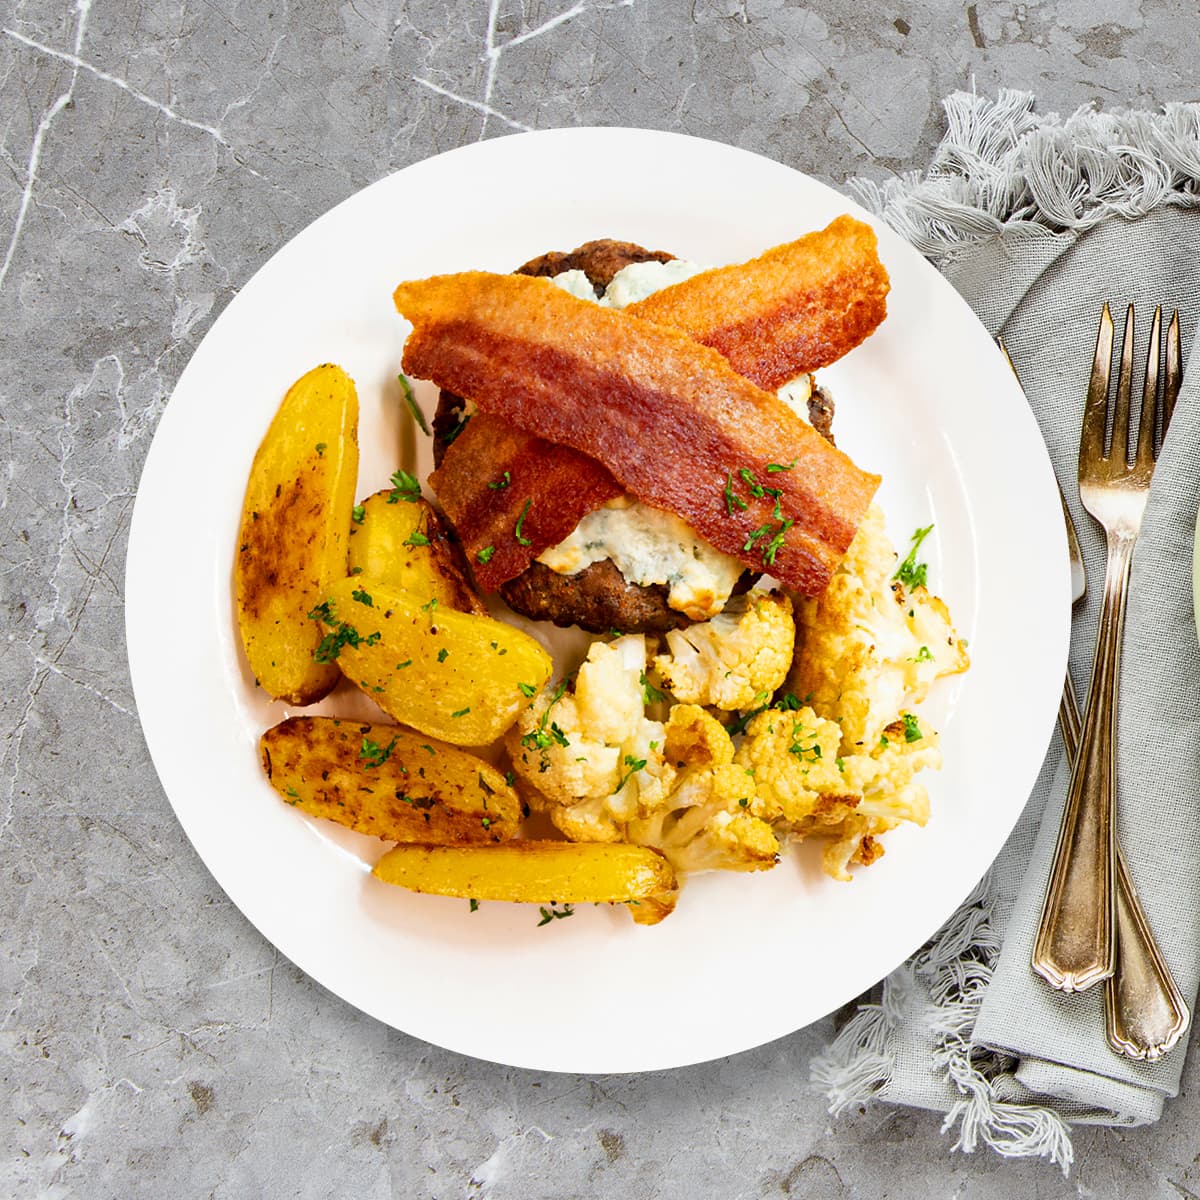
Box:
[1110,306,1135,466]
[1136,306,1160,469]
[1162,309,1182,442]
[1081,304,1114,470]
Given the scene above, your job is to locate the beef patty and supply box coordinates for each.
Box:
[430,239,835,635]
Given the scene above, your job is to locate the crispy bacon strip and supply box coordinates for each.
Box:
[625,215,889,391]
[395,273,880,596]
[429,414,622,592]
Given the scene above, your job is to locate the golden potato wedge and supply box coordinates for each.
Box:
[261,716,521,844]
[235,364,359,705]
[312,575,552,745]
[372,841,678,923]
[348,489,485,615]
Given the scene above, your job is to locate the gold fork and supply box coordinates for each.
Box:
[1032,304,1181,994]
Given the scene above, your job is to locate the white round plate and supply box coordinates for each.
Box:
[126,128,1069,1073]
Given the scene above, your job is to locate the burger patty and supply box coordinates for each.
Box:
[500,558,689,634]
[429,239,835,635]
[515,238,675,296]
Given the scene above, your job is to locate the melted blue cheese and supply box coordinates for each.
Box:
[541,258,814,620]
[537,497,746,621]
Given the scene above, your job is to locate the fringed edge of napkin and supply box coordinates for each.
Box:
[811,875,1074,1174]
[809,87,1200,1173]
[852,88,1200,266]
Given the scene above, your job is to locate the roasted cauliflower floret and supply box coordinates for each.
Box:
[506,635,672,841]
[652,589,795,711]
[736,706,940,881]
[628,705,779,874]
[787,505,968,749]
[734,706,846,825]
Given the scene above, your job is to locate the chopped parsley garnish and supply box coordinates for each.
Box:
[787,722,822,761]
[351,587,373,607]
[310,603,380,661]
[487,471,511,490]
[421,597,438,612]
[351,504,365,524]
[514,499,533,546]
[307,599,337,624]
[504,772,515,787]
[469,898,479,913]
[723,469,748,515]
[315,442,327,457]
[894,524,934,589]
[902,713,923,742]
[519,676,573,752]
[387,469,421,504]
[766,460,797,472]
[404,529,431,547]
[444,413,471,445]
[522,721,570,752]
[285,785,300,800]
[762,519,794,567]
[728,692,772,736]
[836,757,846,772]
[398,373,429,435]
[359,735,397,768]
[396,659,412,670]
[451,707,471,718]
[743,522,773,551]
[436,647,449,663]
[640,672,667,705]
[614,754,648,793]
[915,645,934,663]
[517,682,537,697]
[537,903,575,926]
[476,545,495,565]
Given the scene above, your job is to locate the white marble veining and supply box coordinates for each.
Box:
[4,1,1200,1195]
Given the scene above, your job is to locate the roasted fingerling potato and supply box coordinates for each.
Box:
[261,716,521,844]
[371,841,679,924]
[313,575,553,745]
[235,364,359,705]
[348,489,485,615]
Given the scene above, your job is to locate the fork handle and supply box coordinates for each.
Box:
[1032,531,1135,991]
[1057,674,1190,1059]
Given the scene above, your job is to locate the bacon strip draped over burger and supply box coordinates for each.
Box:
[430,411,622,593]
[625,214,890,391]
[394,271,881,597]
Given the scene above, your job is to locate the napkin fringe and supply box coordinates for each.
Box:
[851,89,1200,261]
[812,873,1073,1173]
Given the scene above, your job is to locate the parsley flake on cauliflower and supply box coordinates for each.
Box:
[652,589,794,711]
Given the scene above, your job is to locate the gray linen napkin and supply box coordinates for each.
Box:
[812,91,1200,1172]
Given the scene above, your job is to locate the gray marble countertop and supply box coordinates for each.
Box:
[5,2,1200,1196]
